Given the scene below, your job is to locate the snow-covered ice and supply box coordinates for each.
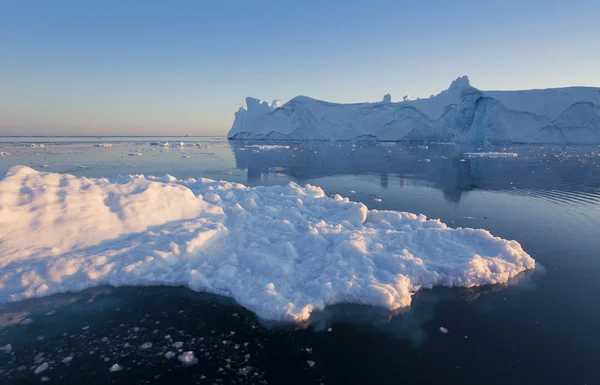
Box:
[0,166,535,323]
[228,76,600,144]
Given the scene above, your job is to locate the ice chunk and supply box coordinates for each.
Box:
[108,363,122,372]
[34,362,48,375]
[61,356,73,364]
[139,342,152,350]
[0,344,11,353]
[0,167,535,323]
[439,327,449,334]
[94,143,112,148]
[178,351,198,366]
[165,351,176,359]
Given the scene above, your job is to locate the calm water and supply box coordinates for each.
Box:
[1,138,600,384]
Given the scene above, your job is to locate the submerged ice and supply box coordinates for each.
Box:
[0,166,534,322]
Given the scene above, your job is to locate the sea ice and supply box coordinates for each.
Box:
[0,166,535,323]
[108,363,122,372]
[34,363,48,375]
[463,152,518,158]
[178,351,198,366]
[94,144,113,148]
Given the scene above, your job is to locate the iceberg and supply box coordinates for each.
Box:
[0,166,534,322]
[228,76,600,144]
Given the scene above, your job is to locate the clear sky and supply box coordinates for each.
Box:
[1,0,599,136]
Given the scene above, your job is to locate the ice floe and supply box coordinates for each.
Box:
[0,166,535,323]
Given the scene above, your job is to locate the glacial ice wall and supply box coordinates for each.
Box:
[228,76,600,144]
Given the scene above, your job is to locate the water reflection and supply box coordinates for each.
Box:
[230,141,600,204]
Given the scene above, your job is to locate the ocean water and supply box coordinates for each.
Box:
[1,137,600,384]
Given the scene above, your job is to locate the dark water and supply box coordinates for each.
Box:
[1,139,600,384]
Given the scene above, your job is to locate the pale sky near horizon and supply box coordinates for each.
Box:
[1,0,599,136]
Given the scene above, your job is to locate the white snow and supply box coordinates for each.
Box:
[463,152,518,158]
[0,166,535,323]
[228,76,600,144]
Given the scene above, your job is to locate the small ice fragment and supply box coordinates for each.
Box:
[34,362,49,375]
[44,311,56,316]
[82,326,89,330]
[62,356,73,364]
[178,351,198,366]
[41,377,50,382]
[108,363,123,372]
[37,335,45,341]
[182,155,191,159]
[139,342,152,350]
[165,351,176,359]
[128,153,143,156]
[132,327,140,332]
[20,318,34,325]
[307,360,315,367]
[0,344,12,353]
[439,327,449,334]
[172,341,183,348]
[94,143,112,148]
[374,198,382,202]
[42,165,49,168]
[327,328,332,332]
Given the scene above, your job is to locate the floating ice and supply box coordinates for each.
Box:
[463,152,518,158]
[128,153,143,157]
[139,342,152,350]
[0,166,535,323]
[61,356,73,364]
[94,144,113,148]
[150,141,170,147]
[0,152,9,156]
[108,364,123,372]
[228,76,600,144]
[247,145,291,151]
[165,351,176,359]
[439,327,449,334]
[0,344,11,353]
[178,351,198,366]
[34,362,48,375]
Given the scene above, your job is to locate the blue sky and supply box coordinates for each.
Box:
[1,0,599,136]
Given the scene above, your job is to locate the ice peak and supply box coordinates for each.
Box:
[382,93,391,103]
[449,76,471,91]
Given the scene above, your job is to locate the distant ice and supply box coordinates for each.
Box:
[150,141,170,147]
[0,166,535,323]
[94,144,113,148]
[248,145,291,150]
[464,152,518,158]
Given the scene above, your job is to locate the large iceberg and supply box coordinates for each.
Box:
[228,76,600,144]
[0,166,534,322]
